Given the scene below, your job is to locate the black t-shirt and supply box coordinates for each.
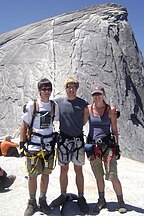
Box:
[55,97,87,137]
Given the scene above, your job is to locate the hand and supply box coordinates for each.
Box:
[114,145,121,160]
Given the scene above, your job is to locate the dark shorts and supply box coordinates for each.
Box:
[25,151,55,176]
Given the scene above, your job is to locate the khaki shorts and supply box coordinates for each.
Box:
[90,149,118,181]
[25,151,55,176]
[58,140,85,166]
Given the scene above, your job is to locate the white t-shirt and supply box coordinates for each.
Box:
[22,98,59,151]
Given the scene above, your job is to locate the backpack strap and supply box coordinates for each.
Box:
[50,100,55,122]
[28,100,55,139]
[28,99,38,140]
[29,100,38,129]
[103,104,110,116]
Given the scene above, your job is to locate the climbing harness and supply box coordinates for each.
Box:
[85,133,118,163]
[23,99,58,173]
[57,132,84,164]
[26,148,58,173]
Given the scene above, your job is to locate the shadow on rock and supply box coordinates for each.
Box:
[59,201,144,216]
[33,206,61,216]
[49,193,144,215]
[61,201,98,216]
[106,201,144,214]
[0,188,11,193]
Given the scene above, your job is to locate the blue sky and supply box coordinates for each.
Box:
[0,0,144,56]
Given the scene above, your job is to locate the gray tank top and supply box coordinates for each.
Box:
[88,104,111,140]
[55,97,87,137]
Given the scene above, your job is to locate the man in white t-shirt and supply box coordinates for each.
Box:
[20,78,59,216]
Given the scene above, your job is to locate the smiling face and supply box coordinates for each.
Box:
[91,85,105,105]
[92,92,104,104]
[39,86,52,102]
[65,83,78,100]
[38,78,52,102]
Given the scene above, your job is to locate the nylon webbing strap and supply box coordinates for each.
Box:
[29,100,37,138]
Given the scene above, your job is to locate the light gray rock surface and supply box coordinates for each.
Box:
[0,3,144,162]
[0,155,144,216]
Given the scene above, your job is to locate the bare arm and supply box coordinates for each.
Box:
[83,105,89,125]
[20,121,29,142]
[109,106,118,145]
[9,142,19,147]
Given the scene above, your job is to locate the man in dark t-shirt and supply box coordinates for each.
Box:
[53,77,89,212]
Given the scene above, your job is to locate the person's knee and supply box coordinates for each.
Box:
[74,165,82,174]
[29,175,37,182]
[41,173,49,179]
[60,165,69,175]
[41,173,49,184]
[108,175,119,182]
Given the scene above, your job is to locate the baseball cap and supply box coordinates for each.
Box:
[91,85,105,95]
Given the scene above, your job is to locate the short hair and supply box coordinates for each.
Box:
[38,78,52,90]
[64,77,79,88]
[4,135,11,141]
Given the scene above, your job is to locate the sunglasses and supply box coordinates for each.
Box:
[41,87,52,92]
[66,85,78,90]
